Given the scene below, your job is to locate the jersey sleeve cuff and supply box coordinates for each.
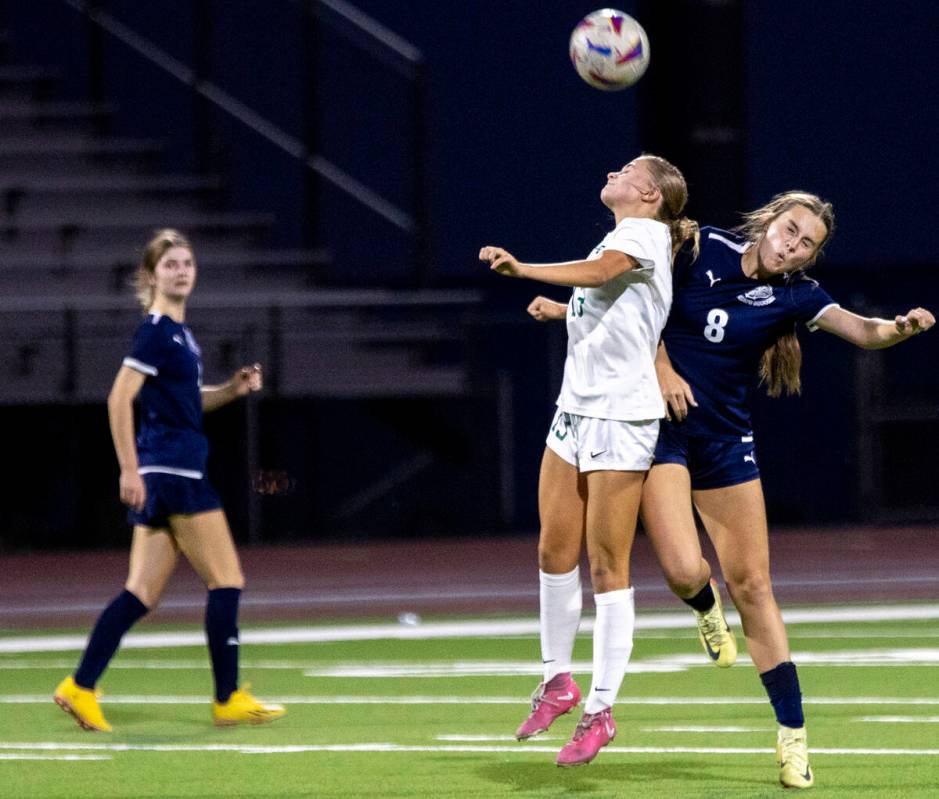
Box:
[806,303,840,331]
[123,357,158,376]
[605,243,654,273]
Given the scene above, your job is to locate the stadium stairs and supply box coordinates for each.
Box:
[0,47,481,404]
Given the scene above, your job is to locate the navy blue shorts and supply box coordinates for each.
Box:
[653,421,760,490]
[128,472,222,528]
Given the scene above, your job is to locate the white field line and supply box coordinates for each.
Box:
[12,629,933,654]
[856,716,939,723]
[1,741,938,757]
[3,695,939,706]
[642,631,939,640]
[0,659,291,670]
[302,660,683,677]
[4,648,939,676]
[643,726,769,733]
[782,632,939,639]
[298,648,939,677]
[0,753,112,761]
[642,649,939,670]
[442,728,767,737]
[436,734,553,742]
[0,658,211,671]
[4,604,939,653]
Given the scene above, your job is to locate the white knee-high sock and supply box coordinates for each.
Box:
[584,587,635,714]
[539,567,583,681]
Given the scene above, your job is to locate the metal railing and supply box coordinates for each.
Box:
[57,0,432,283]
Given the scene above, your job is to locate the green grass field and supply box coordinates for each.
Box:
[1,610,937,798]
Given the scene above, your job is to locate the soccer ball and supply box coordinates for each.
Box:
[569,9,650,91]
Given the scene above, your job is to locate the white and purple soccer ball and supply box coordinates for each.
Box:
[569,9,650,91]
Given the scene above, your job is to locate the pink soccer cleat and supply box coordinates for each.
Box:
[515,672,581,740]
[555,707,616,767]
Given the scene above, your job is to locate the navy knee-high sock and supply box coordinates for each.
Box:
[760,661,805,728]
[74,590,149,689]
[205,588,241,703]
[682,581,716,613]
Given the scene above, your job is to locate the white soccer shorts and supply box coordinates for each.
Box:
[545,409,659,473]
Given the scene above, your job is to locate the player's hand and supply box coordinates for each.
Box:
[656,361,698,422]
[479,246,526,278]
[232,363,263,396]
[895,308,935,337]
[119,470,146,512]
[527,296,566,322]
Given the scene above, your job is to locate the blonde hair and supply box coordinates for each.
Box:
[134,228,193,313]
[735,192,835,397]
[736,191,835,263]
[637,153,700,259]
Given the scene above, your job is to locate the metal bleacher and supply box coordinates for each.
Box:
[0,17,482,407]
[0,65,327,296]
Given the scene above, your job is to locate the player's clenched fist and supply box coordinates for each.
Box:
[527,296,567,322]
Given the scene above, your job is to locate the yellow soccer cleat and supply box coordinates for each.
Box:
[212,684,286,727]
[693,579,737,668]
[53,675,112,732]
[777,725,815,789]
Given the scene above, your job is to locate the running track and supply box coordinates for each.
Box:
[1,526,936,629]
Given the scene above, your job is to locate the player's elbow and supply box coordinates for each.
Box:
[860,324,893,350]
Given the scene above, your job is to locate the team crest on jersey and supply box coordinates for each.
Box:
[736,285,775,307]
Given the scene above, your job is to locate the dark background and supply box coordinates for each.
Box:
[1,1,937,547]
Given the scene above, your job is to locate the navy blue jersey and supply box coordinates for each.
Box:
[663,226,839,439]
[122,313,208,477]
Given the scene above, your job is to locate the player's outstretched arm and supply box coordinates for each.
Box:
[201,363,263,412]
[108,366,148,512]
[654,342,698,422]
[527,296,568,322]
[480,247,637,287]
[814,306,935,349]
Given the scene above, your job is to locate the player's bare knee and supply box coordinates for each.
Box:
[206,571,245,591]
[665,571,701,599]
[124,582,157,611]
[727,571,773,608]
[588,561,628,594]
[537,536,578,573]
[661,557,708,597]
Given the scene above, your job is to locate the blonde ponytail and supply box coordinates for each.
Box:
[636,154,699,261]
[669,215,700,259]
[759,325,802,397]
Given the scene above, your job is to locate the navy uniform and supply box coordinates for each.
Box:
[123,312,220,526]
[654,226,839,488]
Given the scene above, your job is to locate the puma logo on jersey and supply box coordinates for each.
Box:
[705,269,721,287]
[744,453,756,464]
